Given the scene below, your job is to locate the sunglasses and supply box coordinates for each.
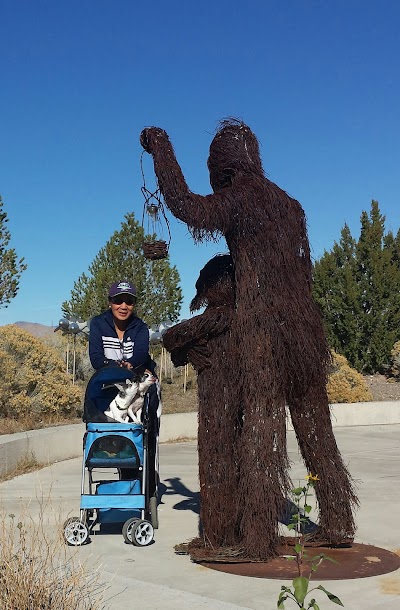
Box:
[110,295,136,306]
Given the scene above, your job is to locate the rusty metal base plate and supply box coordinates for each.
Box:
[200,543,400,580]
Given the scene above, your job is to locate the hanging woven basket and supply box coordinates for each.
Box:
[142,239,169,260]
[140,153,171,260]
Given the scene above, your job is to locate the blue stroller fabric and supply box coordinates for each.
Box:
[85,422,143,469]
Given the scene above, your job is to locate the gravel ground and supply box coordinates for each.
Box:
[364,374,400,401]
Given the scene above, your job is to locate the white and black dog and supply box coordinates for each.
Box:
[104,370,156,423]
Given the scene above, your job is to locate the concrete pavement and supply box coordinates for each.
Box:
[0,424,400,609]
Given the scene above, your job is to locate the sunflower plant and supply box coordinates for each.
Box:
[277,474,344,609]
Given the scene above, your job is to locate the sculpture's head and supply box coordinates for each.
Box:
[207,118,264,191]
[190,254,234,312]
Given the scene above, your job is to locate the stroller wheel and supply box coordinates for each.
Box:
[63,517,89,546]
[130,519,154,547]
[122,518,140,544]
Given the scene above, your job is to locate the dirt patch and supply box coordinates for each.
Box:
[160,372,199,414]
[199,542,400,580]
[364,375,400,402]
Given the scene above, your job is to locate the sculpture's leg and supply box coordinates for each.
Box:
[197,383,241,547]
[288,389,358,543]
[236,381,290,560]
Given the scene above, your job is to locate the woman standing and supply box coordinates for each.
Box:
[89,280,154,374]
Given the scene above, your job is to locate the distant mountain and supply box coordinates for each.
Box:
[13,321,54,337]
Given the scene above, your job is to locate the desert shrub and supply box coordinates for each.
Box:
[0,325,82,419]
[391,340,400,377]
[327,351,373,403]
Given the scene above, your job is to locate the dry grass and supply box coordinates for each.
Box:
[0,415,82,436]
[0,453,47,484]
[159,368,199,414]
[0,499,106,610]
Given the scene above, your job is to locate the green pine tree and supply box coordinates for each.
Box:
[62,213,182,327]
[316,224,364,369]
[313,200,400,373]
[0,196,27,308]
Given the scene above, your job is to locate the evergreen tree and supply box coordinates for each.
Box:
[313,200,400,373]
[0,196,27,307]
[63,213,182,327]
[313,224,363,368]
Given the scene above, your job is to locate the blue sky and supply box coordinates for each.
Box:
[1,0,399,327]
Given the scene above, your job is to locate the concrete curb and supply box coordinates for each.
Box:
[1,401,399,478]
[320,400,400,428]
[0,424,85,478]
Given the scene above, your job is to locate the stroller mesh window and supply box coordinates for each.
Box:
[86,435,140,468]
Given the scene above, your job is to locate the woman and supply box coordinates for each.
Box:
[89,280,158,488]
[89,280,155,374]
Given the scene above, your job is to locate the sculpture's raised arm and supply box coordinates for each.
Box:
[140,127,228,238]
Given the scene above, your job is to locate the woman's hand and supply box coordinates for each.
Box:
[119,360,133,370]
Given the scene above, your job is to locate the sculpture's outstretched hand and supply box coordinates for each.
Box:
[140,127,168,154]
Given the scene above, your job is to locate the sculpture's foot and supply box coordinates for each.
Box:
[303,527,354,548]
[174,537,278,563]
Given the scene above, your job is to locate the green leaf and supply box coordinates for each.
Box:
[294,543,303,554]
[277,590,289,608]
[292,487,305,495]
[316,585,344,606]
[287,523,297,530]
[304,504,312,514]
[321,554,339,565]
[308,601,320,610]
[293,576,309,605]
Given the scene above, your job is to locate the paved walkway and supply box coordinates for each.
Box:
[1,425,399,609]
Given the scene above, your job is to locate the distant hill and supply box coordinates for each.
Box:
[13,321,54,337]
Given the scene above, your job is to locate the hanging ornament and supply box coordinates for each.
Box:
[140,152,171,260]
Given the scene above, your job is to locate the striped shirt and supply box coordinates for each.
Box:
[89,309,152,372]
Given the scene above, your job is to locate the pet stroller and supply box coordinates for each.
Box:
[63,366,160,547]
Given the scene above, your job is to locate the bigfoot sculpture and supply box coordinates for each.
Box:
[163,254,241,549]
[141,119,358,560]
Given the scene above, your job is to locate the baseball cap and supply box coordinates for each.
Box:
[108,281,137,298]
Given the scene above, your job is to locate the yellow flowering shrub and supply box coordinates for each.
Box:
[0,325,82,419]
[0,348,17,416]
[327,351,373,403]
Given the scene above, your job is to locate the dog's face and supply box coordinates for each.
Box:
[114,379,139,407]
[138,370,156,394]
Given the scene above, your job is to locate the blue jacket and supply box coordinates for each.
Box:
[89,309,154,372]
